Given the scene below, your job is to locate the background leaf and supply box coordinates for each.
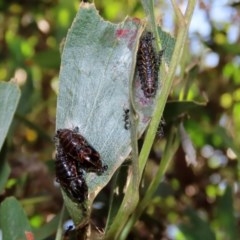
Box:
[215,185,239,240]
[179,208,216,240]
[0,197,32,240]
[0,82,20,151]
[0,142,11,194]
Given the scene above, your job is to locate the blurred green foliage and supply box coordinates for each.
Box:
[0,0,239,240]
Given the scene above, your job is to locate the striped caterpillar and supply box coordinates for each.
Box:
[137,32,164,98]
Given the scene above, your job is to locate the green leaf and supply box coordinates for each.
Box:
[0,81,21,151]
[157,28,176,65]
[16,71,36,115]
[179,208,216,240]
[56,2,141,223]
[164,100,207,122]
[0,141,11,193]
[0,197,32,240]
[215,185,239,240]
[0,161,10,194]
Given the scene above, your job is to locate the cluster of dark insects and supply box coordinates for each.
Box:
[137,31,164,98]
[54,127,108,203]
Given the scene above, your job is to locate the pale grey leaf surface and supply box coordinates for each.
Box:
[56,3,141,203]
[0,82,20,151]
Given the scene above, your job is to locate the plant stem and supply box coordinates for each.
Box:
[55,205,66,240]
[120,127,179,239]
[105,169,120,231]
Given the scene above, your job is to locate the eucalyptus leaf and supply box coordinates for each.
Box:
[56,3,142,224]
[0,197,32,240]
[179,208,216,240]
[0,81,20,151]
[216,185,239,240]
[0,142,10,193]
[164,100,207,122]
[57,2,140,192]
[0,81,20,193]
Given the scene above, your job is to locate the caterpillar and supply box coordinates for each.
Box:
[137,32,164,98]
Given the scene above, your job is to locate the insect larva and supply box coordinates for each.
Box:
[137,32,163,98]
[55,147,87,203]
[55,127,108,174]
